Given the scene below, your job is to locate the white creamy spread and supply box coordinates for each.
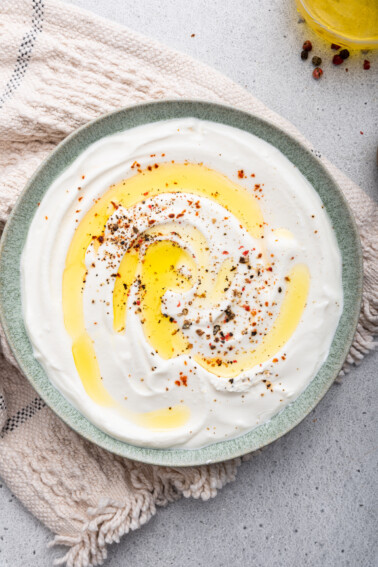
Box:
[21,118,343,448]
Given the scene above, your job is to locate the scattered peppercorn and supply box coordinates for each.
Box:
[332,54,344,65]
[339,49,349,60]
[312,55,322,66]
[331,43,341,50]
[301,50,309,60]
[312,67,323,80]
[224,307,235,322]
[302,40,312,52]
[363,60,370,70]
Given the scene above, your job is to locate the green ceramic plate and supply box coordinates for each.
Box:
[0,100,362,466]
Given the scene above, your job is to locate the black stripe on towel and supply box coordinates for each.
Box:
[0,0,44,108]
[0,396,46,438]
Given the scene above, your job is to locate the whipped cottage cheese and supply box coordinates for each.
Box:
[21,118,343,448]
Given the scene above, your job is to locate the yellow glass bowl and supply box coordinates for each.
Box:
[296,0,378,49]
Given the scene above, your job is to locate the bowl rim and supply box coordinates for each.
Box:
[0,99,363,466]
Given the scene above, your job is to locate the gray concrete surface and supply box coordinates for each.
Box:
[1,1,377,566]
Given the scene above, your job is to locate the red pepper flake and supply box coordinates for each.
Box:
[45,216,48,220]
[111,201,118,209]
[331,43,341,50]
[191,33,195,38]
[272,358,279,363]
[242,305,250,311]
[242,250,249,256]
[267,266,273,272]
[332,54,343,65]
[175,380,181,386]
[147,165,152,171]
[143,191,149,196]
[78,196,83,202]
[281,355,286,360]
[136,300,140,305]
[81,175,85,180]
[238,169,244,178]
[363,60,370,70]
[360,131,364,135]
[222,250,229,255]
[181,376,188,386]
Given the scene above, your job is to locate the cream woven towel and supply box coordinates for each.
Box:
[0,1,377,566]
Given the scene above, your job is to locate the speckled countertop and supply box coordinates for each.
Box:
[0,1,377,566]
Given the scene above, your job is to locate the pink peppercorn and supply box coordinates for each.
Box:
[302,40,312,52]
[312,67,323,80]
[333,54,344,65]
[363,60,371,70]
[331,43,341,50]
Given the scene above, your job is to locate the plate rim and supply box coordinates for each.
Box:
[0,99,363,466]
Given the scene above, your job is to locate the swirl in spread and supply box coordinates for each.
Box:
[21,119,343,448]
[64,163,309,429]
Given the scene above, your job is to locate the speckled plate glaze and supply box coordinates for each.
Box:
[0,100,363,466]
